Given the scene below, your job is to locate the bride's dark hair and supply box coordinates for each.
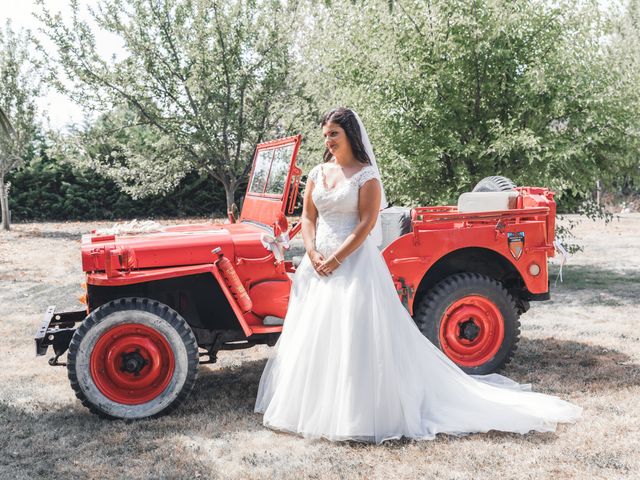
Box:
[321,107,371,164]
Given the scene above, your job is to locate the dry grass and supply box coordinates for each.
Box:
[1,215,639,479]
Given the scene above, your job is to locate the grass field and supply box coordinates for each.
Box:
[1,215,639,479]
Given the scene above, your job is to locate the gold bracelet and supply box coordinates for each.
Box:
[332,254,342,265]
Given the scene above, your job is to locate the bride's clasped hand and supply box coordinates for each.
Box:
[309,250,339,277]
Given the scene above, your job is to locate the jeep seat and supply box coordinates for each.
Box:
[457,191,518,213]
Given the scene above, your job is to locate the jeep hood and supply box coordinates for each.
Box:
[81,222,266,273]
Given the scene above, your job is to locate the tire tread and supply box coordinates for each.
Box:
[414,273,521,374]
[67,297,199,420]
[472,175,517,192]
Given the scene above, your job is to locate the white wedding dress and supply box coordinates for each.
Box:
[254,164,581,444]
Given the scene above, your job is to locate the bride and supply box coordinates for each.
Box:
[254,107,581,443]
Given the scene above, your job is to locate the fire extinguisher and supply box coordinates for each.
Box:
[212,247,253,313]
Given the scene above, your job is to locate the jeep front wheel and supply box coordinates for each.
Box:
[67,298,198,419]
[414,273,521,375]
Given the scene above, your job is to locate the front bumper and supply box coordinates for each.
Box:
[34,306,86,359]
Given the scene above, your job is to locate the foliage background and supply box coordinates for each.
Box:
[3,0,639,221]
[7,143,236,220]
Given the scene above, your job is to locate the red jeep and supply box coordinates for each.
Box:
[35,134,557,419]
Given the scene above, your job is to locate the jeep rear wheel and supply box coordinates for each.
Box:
[67,298,198,419]
[414,273,520,375]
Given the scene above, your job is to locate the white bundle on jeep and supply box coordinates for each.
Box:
[94,219,163,236]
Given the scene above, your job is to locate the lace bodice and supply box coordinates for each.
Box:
[308,163,380,257]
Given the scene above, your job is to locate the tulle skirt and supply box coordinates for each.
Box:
[254,238,581,444]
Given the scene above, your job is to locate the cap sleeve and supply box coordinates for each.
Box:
[307,164,322,185]
[356,165,380,188]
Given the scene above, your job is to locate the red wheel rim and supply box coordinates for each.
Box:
[90,324,175,405]
[439,295,504,367]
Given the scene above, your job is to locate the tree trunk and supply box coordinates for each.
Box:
[0,174,10,231]
[223,180,237,213]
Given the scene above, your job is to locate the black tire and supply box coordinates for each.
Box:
[472,175,516,192]
[67,297,199,419]
[413,273,521,375]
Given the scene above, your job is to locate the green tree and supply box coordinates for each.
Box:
[7,143,230,222]
[0,22,42,231]
[38,0,310,210]
[301,0,638,209]
[602,0,640,198]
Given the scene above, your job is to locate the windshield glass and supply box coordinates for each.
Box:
[265,145,294,195]
[248,149,273,194]
[249,143,295,196]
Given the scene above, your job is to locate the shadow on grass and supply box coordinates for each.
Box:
[2,337,637,478]
[186,358,266,423]
[508,337,640,393]
[10,228,83,241]
[549,264,640,305]
[187,335,639,445]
